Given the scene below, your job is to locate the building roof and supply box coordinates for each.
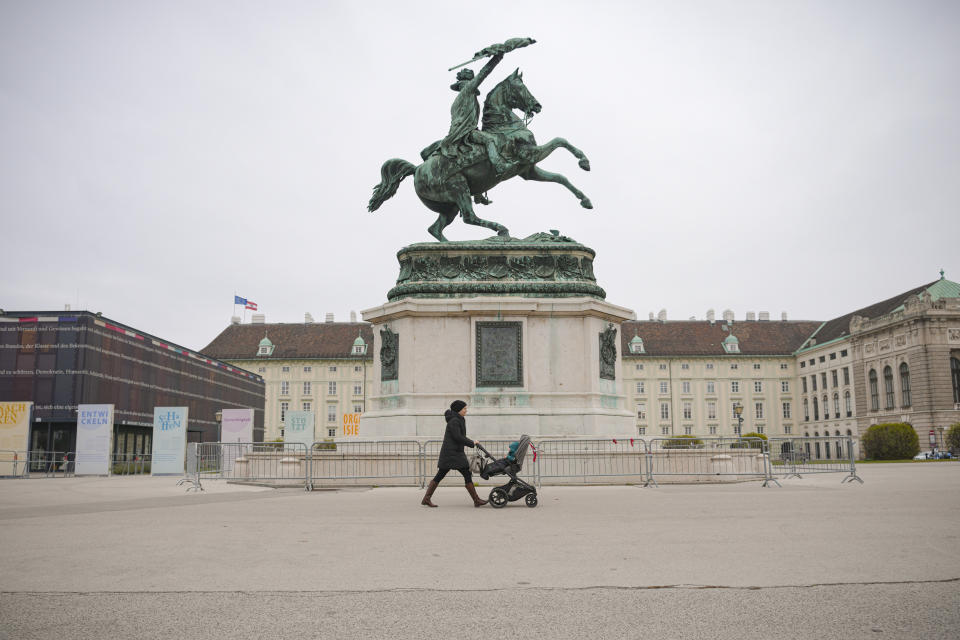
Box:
[620,320,821,357]
[201,322,375,360]
[809,278,958,347]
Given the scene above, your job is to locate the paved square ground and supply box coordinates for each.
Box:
[1,463,958,639]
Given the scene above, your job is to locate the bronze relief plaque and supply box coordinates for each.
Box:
[476,321,523,387]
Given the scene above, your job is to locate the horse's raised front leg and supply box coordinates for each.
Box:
[527,137,591,172]
[520,165,593,209]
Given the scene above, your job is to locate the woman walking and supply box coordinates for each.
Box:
[421,400,488,508]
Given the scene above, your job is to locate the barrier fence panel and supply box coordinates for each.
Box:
[646,437,774,486]
[768,436,862,483]
[26,451,75,477]
[309,440,424,489]
[535,438,645,486]
[111,453,152,476]
[190,442,310,491]
[0,450,29,478]
[422,439,540,487]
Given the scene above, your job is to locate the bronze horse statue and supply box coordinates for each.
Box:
[367,70,593,242]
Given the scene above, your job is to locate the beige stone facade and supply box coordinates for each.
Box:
[622,356,797,439]
[224,356,373,441]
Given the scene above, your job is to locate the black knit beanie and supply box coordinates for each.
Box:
[450,400,467,413]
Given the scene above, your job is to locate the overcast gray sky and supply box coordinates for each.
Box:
[2,1,958,351]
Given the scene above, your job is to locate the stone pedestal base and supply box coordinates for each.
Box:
[360,296,636,438]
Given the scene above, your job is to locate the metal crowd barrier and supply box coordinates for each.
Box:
[646,437,777,487]
[110,453,152,476]
[309,439,423,490]
[25,451,75,477]
[184,442,311,492]
[769,436,862,483]
[535,438,645,486]
[0,450,29,478]
[166,436,863,491]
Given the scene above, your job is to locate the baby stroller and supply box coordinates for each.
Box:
[474,435,538,508]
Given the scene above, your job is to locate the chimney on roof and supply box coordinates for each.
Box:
[759,311,770,321]
[723,309,734,324]
[230,316,241,325]
[305,312,314,324]
[781,311,788,321]
[746,311,756,321]
[251,314,265,324]
[648,312,655,321]
[657,309,667,322]
[350,311,357,323]
[706,309,715,324]
[325,313,334,323]
[64,304,71,311]
[689,316,695,321]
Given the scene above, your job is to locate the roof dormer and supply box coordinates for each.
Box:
[257,334,275,357]
[629,334,645,354]
[722,334,740,354]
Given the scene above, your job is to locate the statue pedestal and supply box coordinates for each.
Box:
[359,235,636,439]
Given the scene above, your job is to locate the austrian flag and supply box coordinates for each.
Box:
[234,295,258,311]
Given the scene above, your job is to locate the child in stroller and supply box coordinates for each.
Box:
[475,435,538,508]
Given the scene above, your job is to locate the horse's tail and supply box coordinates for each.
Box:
[368,158,416,212]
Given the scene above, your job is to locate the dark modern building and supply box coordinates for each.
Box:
[0,311,265,456]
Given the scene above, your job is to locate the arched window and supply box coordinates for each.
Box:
[813,397,819,421]
[844,391,852,417]
[823,395,829,419]
[869,369,879,410]
[815,441,822,459]
[951,357,960,403]
[833,393,840,417]
[883,366,895,409]
[803,398,809,421]
[899,363,911,407]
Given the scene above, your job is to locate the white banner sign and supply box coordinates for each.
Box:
[221,408,254,443]
[151,407,188,476]
[75,404,114,475]
[284,411,315,447]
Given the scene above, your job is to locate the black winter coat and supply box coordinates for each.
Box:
[437,410,475,470]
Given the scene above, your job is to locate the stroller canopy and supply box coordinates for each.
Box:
[512,435,531,468]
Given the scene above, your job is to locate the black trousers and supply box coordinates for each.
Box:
[432,466,473,484]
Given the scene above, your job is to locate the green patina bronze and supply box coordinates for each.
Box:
[386,231,605,301]
[367,38,594,242]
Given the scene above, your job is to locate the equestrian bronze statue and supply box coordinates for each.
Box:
[367,38,593,242]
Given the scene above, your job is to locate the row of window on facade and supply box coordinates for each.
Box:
[802,392,853,421]
[276,381,363,396]
[256,365,365,374]
[632,362,791,371]
[634,380,791,395]
[637,425,767,436]
[636,400,786,422]
[801,367,851,393]
[866,363,912,411]
[798,349,849,368]
[278,402,364,423]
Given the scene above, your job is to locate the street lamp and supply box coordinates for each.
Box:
[215,410,222,443]
[733,402,744,436]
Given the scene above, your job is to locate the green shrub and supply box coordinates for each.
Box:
[946,423,960,452]
[862,423,919,460]
[662,435,704,449]
[730,432,767,449]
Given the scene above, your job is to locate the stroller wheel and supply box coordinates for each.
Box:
[524,493,538,508]
[489,488,508,509]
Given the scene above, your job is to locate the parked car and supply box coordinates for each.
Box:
[913,452,931,460]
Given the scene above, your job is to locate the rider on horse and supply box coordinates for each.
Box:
[421,38,535,201]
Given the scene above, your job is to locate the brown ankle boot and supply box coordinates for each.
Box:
[421,480,439,507]
[465,483,488,507]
